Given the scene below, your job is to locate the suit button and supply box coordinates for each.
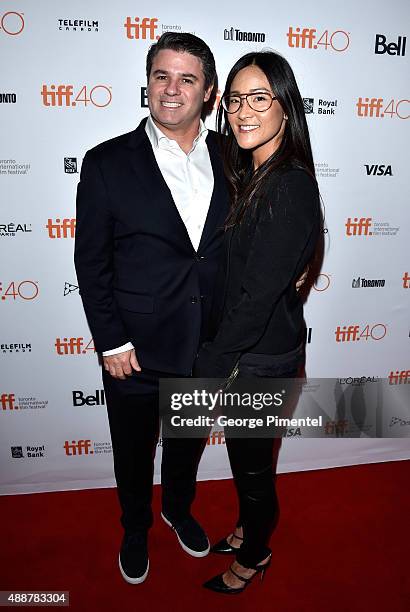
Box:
[190,296,198,304]
[196,255,205,261]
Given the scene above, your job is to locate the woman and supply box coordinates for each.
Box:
[193,51,321,594]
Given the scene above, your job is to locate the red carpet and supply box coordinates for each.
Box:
[0,461,409,611]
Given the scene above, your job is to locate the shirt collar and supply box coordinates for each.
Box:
[145,115,208,153]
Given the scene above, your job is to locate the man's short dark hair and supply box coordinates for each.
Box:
[146,32,216,91]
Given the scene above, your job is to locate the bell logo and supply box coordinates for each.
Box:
[124,17,159,40]
[72,390,105,406]
[403,272,410,288]
[388,370,410,385]
[1,393,16,410]
[375,34,406,56]
[345,217,372,236]
[55,337,95,355]
[46,218,76,238]
[1,11,25,36]
[64,439,93,455]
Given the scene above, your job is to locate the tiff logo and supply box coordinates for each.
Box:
[207,431,225,445]
[345,217,372,236]
[375,34,406,56]
[403,272,410,288]
[1,393,16,410]
[124,17,158,40]
[335,326,360,342]
[325,420,349,435]
[64,439,93,455]
[287,27,316,48]
[41,85,73,106]
[46,218,76,238]
[388,370,410,384]
[55,337,95,355]
[356,98,383,117]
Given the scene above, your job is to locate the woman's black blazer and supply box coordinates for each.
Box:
[194,166,321,378]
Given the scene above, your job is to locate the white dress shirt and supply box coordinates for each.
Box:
[103,116,214,357]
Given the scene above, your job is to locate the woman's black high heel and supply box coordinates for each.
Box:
[203,556,271,594]
[211,532,243,555]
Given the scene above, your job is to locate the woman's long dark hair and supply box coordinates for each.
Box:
[217,51,316,225]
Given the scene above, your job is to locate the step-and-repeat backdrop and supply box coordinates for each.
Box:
[1,1,409,494]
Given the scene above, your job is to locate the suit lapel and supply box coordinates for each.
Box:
[197,131,229,252]
[126,119,195,252]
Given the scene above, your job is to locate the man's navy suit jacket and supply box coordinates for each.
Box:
[74,118,229,377]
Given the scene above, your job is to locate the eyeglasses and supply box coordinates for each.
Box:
[221,92,277,114]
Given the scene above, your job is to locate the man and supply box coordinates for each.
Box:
[74,33,228,584]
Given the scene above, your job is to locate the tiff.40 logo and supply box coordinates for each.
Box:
[334,324,387,342]
[46,218,76,238]
[41,85,112,107]
[0,11,24,35]
[356,98,409,119]
[286,27,350,52]
[55,337,95,355]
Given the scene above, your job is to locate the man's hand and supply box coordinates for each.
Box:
[103,349,141,380]
[296,264,309,291]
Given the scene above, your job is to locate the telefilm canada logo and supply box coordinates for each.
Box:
[1,342,32,354]
[11,445,46,459]
[223,27,266,42]
[0,222,31,237]
[375,34,406,56]
[64,157,77,173]
[352,276,385,288]
[303,98,338,115]
[58,18,99,32]
[0,11,25,36]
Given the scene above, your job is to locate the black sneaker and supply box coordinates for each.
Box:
[119,531,149,584]
[161,512,210,557]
